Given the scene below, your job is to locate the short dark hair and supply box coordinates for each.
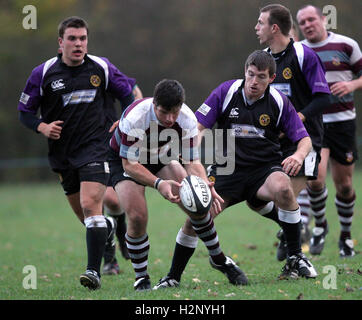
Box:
[245,50,276,77]
[260,4,292,36]
[153,79,185,110]
[58,16,89,38]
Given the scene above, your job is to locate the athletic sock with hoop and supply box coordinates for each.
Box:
[297,188,311,226]
[278,207,302,256]
[84,215,108,276]
[336,193,355,240]
[125,233,150,280]
[190,213,226,265]
[307,186,328,228]
[168,228,198,282]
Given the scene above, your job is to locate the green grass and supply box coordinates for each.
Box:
[0,172,361,301]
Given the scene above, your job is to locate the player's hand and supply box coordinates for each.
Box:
[158,180,181,203]
[330,81,355,97]
[207,181,224,215]
[38,120,63,140]
[281,154,303,176]
[297,112,306,122]
[109,120,119,133]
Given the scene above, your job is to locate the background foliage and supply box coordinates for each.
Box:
[0,0,361,181]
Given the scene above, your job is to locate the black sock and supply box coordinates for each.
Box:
[86,227,108,275]
[263,204,281,225]
[103,217,117,264]
[115,213,127,243]
[168,242,196,282]
[279,220,302,256]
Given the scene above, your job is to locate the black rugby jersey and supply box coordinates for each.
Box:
[267,40,330,153]
[195,79,309,168]
[18,54,133,170]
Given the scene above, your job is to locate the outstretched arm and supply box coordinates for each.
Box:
[122,158,181,203]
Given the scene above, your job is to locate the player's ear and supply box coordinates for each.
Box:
[269,73,276,83]
[58,37,63,48]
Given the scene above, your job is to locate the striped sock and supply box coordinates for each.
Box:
[297,188,311,226]
[190,213,226,265]
[335,193,355,240]
[125,233,150,280]
[307,186,328,228]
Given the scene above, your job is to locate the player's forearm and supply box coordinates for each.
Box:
[350,76,362,91]
[295,136,312,160]
[184,160,208,182]
[299,93,331,120]
[19,111,43,133]
[122,159,158,188]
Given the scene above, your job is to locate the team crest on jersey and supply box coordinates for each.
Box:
[90,75,101,87]
[346,152,354,163]
[208,176,216,183]
[282,67,292,80]
[259,114,270,126]
[332,56,340,66]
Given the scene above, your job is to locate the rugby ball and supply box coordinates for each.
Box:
[180,175,212,215]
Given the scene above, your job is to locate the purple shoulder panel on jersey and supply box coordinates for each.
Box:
[298,44,330,95]
[17,63,45,113]
[100,57,133,100]
[128,77,137,89]
[275,89,309,143]
[195,79,238,128]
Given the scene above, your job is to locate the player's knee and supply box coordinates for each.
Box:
[168,160,186,182]
[337,184,354,199]
[81,196,103,216]
[275,182,294,205]
[103,197,120,212]
[127,209,147,229]
[308,180,325,192]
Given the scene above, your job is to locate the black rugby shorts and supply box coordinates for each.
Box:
[323,120,358,165]
[207,162,283,208]
[57,161,110,195]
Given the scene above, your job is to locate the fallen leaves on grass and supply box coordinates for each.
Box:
[243,243,257,250]
[225,293,235,297]
[207,289,218,297]
[345,284,354,292]
[296,293,304,300]
[39,275,50,282]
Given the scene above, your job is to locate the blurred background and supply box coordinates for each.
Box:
[0,0,361,182]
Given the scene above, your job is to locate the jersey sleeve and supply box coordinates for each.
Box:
[349,38,362,77]
[278,92,309,143]
[301,45,331,95]
[195,80,237,128]
[17,64,44,114]
[102,58,133,101]
[180,106,199,162]
[118,118,144,161]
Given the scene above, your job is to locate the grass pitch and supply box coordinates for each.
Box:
[0,172,361,301]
